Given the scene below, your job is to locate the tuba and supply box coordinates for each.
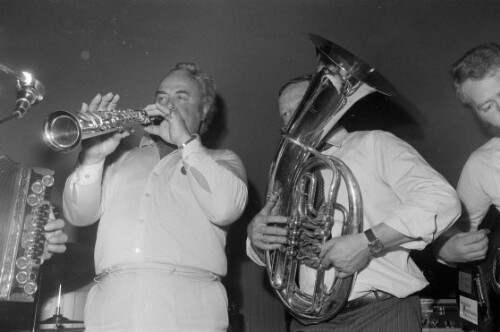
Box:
[265,34,396,324]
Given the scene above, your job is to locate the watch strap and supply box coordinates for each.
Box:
[180,133,199,149]
[364,228,383,254]
[364,228,377,243]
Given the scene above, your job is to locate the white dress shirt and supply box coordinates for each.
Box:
[63,135,248,276]
[247,129,460,300]
[456,137,500,231]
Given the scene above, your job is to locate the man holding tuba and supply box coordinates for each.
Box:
[62,63,248,331]
[247,46,461,331]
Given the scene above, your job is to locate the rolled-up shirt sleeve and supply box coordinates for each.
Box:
[372,132,461,249]
[181,138,248,226]
[62,160,106,226]
[246,237,266,266]
[457,150,495,231]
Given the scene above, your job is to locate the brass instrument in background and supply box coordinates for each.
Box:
[43,109,164,153]
[265,33,396,324]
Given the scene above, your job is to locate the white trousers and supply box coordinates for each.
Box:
[84,266,228,332]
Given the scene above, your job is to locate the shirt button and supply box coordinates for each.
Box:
[144,193,150,198]
[135,248,141,253]
[84,174,90,179]
[138,218,144,223]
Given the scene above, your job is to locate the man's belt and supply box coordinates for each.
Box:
[344,290,394,311]
[94,263,221,282]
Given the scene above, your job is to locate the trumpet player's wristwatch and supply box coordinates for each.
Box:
[364,228,384,255]
[180,133,199,149]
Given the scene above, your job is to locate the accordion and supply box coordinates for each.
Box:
[0,155,54,302]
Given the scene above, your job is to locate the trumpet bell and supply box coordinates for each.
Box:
[43,111,82,153]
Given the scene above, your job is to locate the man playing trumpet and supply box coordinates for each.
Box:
[63,63,248,331]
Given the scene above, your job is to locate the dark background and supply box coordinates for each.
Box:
[1,1,499,331]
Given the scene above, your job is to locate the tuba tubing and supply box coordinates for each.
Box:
[43,109,164,153]
[264,33,396,324]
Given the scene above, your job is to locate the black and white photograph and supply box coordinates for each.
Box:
[1,1,500,331]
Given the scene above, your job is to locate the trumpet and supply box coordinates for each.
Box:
[43,109,164,153]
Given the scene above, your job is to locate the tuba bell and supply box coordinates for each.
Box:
[265,33,396,324]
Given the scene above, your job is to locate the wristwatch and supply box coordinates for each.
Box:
[180,133,199,149]
[364,228,384,255]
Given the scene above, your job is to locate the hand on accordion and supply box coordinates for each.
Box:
[41,210,68,263]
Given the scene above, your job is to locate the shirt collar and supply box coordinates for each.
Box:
[324,126,348,148]
[139,134,156,148]
[139,134,180,159]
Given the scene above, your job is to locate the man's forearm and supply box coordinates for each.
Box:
[370,223,415,249]
[63,178,103,226]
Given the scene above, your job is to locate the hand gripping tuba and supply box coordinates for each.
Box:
[265,34,396,324]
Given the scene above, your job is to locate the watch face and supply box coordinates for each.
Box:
[365,229,383,254]
[370,239,384,254]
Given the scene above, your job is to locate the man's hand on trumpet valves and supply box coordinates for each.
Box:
[78,92,130,166]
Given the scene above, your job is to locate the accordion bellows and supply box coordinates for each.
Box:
[0,155,54,302]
